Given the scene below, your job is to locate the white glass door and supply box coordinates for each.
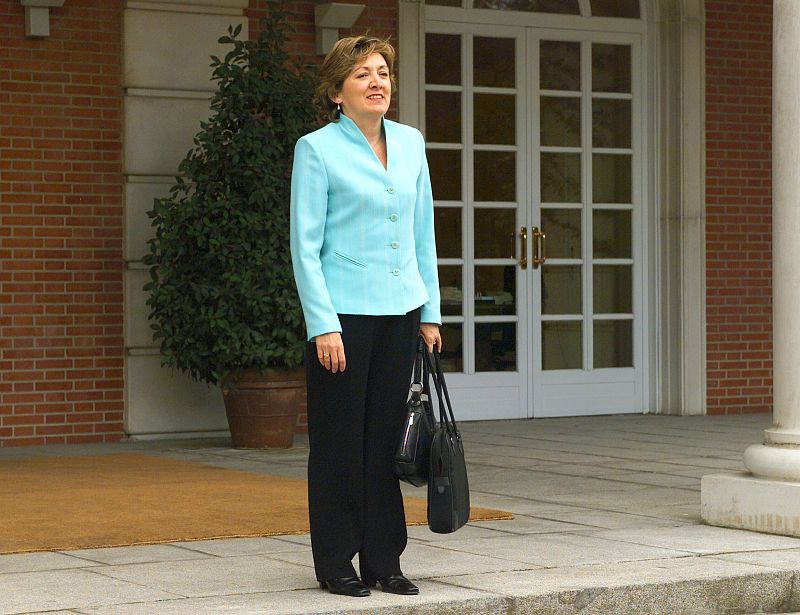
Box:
[529,29,643,416]
[425,22,529,420]
[423,21,645,419]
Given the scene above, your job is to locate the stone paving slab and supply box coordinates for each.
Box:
[91,555,314,599]
[531,485,699,511]
[414,532,691,568]
[711,548,800,570]
[457,514,587,535]
[165,538,312,558]
[62,544,212,566]
[599,471,701,489]
[406,521,516,542]
[466,494,591,517]
[269,541,536,579]
[585,525,800,555]
[75,583,507,615]
[528,509,692,530]
[0,552,96,575]
[0,568,181,615]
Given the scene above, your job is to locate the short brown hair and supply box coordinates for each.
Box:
[315,35,397,123]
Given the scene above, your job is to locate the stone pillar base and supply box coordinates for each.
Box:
[701,472,800,537]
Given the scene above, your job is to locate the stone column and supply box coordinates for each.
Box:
[701,0,800,536]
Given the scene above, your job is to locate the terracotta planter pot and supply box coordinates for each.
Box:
[222,367,305,448]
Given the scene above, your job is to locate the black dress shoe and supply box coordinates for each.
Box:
[319,576,371,597]
[362,573,419,595]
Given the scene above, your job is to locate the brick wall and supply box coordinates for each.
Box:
[247,1,400,433]
[705,0,773,414]
[0,0,125,446]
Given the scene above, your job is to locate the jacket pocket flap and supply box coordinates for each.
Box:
[333,250,368,269]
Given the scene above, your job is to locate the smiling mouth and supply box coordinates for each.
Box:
[367,94,384,100]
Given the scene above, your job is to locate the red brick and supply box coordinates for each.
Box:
[705,0,773,416]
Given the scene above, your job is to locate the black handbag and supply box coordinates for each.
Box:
[393,337,436,487]
[426,346,470,534]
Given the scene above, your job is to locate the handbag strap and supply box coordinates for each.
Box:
[424,345,459,434]
[412,336,424,386]
[411,336,434,416]
[417,337,436,424]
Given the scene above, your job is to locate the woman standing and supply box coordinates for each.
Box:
[289,36,442,598]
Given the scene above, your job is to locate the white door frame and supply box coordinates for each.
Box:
[398,0,707,417]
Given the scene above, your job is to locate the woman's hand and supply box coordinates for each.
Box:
[420,323,442,354]
[314,331,346,373]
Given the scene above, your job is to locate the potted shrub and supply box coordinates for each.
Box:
[143,7,318,448]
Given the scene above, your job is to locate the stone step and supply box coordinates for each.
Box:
[289,569,799,615]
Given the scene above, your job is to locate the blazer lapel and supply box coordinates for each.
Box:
[337,112,392,176]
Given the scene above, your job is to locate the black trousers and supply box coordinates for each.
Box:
[305,308,421,581]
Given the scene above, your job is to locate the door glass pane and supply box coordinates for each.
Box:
[542,265,581,314]
[593,154,631,203]
[476,322,517,371]
[592,44,631,93]
[591,0,640,18]
[426,34,461,85]
[594,320,633,367]
[541,153,581,202]
[474,208,516,258]
[474,94,515,145]
[434,207,462,258]
[593,265,632,313]
[439,265,463,316]
[540,41,580,91]
[475,151,516,201]
[592,98,631,148]
[426,91,461,143]
[474,37,515,88]
[541,96,581,147]
[474,0,579,13]
[542,321,582,369]
[541,209,581,259]
[428,149,462,200]
[475,265,516,315]
[439,323,464,372]
[593,209,631,258]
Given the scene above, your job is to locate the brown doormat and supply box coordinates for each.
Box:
[0,453,512,554]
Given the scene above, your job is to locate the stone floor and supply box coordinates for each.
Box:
[2,413,800,614]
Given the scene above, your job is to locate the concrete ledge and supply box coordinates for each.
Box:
[437,556,800,615]
[65,567,800,614]
[701,472,800,537]
[508,572,795,614]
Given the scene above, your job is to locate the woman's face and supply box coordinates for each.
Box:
[333,52,391,122]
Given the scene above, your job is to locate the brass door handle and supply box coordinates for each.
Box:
[532,226,547,269]
[519,226,527,269]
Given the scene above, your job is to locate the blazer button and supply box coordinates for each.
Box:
[391,241,399,249]
[387,186,396,194]
[392,268,400,276]
[389,213,399,222]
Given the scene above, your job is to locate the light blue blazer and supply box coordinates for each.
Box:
[290,113,441,341]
